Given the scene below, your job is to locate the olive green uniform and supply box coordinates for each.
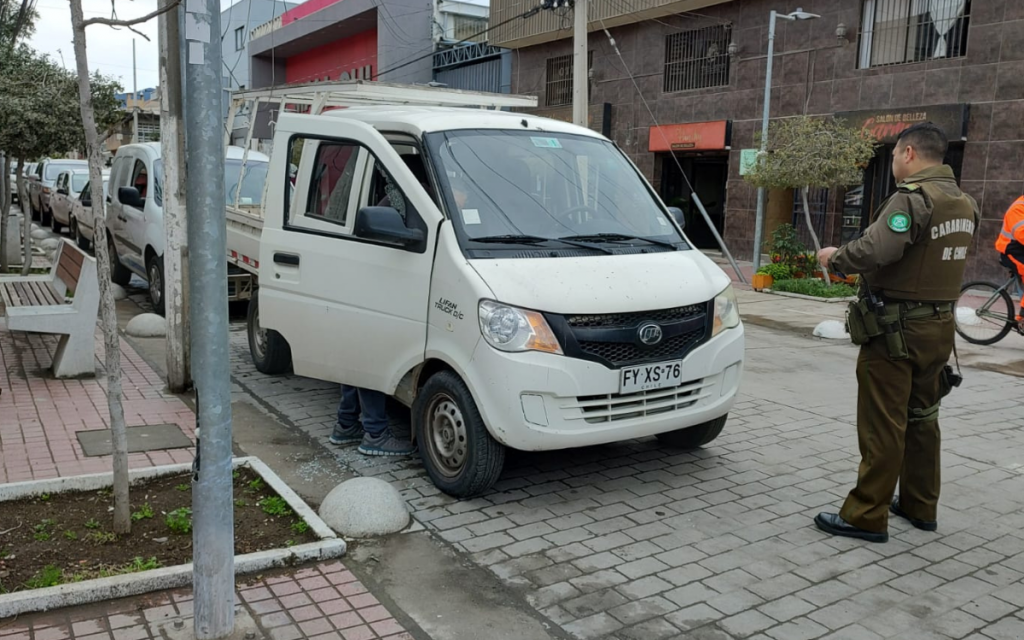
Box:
[828,165,980,533]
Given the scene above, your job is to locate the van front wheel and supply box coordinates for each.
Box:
[656,414,727,449]
[414,371,505,498]
[247,290,292,374]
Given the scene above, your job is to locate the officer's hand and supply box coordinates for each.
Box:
[818,247,838,268]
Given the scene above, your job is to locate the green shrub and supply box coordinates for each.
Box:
[755,263,793,280]
[258,497,292,518]
[166,507,193,535]
[772,279,857,299]
[131,503,155,522]
[768,224,808,270]
[290,520,310,535]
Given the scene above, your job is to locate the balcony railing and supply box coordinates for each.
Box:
[490,0,732,49]
[250,15,281,42]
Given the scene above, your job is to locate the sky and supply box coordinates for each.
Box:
[28,0,256,92]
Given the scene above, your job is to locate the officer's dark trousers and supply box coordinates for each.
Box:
[840,311,955,532]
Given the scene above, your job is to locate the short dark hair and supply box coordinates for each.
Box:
[896,122,948,163]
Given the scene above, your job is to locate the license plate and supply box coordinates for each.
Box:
[620,361,683,394]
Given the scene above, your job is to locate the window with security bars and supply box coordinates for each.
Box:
[663,25,732,93]
[452,15,488,41]
[544,52,592,107]
[858,0,970,68]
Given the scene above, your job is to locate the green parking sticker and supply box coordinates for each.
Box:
[888,211,911,233]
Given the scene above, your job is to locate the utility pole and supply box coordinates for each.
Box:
[158,0,191,393]
[132,39,139,144]
[572,0,588,127]
[183,0,234,636]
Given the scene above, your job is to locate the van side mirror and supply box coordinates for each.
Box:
[81,194,92,207]
[354,206,425,248]
[118,186,144,208]
[668,207,685,230]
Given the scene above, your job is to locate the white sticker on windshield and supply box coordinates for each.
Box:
[462,209,481,225]
[531,137,562,149]
[657,217,668,226]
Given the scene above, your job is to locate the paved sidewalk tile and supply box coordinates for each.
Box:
[224,323,1024,640]
[0,328,196,484]
[0,561,411,640]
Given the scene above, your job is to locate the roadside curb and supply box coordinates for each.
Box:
[0,457,346,618]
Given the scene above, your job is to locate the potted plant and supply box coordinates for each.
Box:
[753,262,793,291]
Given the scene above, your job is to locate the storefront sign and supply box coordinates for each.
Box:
[739,149,758,176]
[529,103,612,137]
[649,121,731,152]
[836,104,969,144]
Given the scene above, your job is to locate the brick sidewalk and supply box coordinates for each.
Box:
[0,561,413,640]
[0,328,196,484]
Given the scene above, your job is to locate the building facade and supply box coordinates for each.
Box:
[492,0,1021,282]
[221,0,296,97]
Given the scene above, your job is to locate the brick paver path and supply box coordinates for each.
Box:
[229,324,1024,640]
[0,329,195,484]
[0,561,412,640]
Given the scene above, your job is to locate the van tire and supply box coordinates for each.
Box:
[414,371,505,498]
[107,236,132,286]
[247,290,292,374]
[147,255,166,316]
[656,414,727,449]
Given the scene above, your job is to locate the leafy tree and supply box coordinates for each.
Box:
[0,44,121,272]
[745,116,878,284]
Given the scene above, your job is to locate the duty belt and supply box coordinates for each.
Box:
[896,301,953,320]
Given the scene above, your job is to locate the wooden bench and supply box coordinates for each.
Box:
[0,240,100,377]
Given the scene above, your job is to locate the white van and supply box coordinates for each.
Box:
[248,107,745,497]
[107,143,269,313]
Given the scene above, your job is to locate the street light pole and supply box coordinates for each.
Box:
[751,8,819,274]
[183,0,234,636]
[572,0,588,127]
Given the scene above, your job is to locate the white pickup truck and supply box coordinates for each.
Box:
[226,82,745,498]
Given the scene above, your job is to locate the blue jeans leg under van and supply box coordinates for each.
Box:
[336,384,388,437]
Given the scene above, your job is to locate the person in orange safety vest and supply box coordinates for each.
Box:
[995,195,1024,322]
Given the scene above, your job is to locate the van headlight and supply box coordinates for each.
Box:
[712,286,740,337]
[478,300,563,355]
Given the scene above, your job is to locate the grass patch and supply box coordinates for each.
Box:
[165,507,193,535]
[771,279,857,299]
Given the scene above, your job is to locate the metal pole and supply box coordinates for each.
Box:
[183,0,234,636]
[751,10,778,275]
[572,0,588,127]
[132,40,139,144]
[158,0,191,393]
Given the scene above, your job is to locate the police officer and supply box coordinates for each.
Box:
[814,122,980,543]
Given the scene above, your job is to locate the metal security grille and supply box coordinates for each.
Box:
[545,54,573,106]
[792,188,830,249]
[452,15,488,41]
[859,0,970,68]
[663,25,732,93]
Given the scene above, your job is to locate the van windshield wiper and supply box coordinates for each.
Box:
[469,234,615,254]
[559,233,678,251]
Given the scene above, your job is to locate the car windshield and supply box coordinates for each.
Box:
[425,129,684,250]
[225,158,269,206]
[71,174,89,192]
[46,162,85,180]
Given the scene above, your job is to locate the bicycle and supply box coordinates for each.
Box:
[954,255,1024,345]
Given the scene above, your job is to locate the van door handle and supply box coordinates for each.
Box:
[274,253,300,266]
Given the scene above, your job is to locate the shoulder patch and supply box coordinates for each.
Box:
[902,183,920,191]
[887,211,911,233]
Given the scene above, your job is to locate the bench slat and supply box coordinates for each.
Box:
[14,282,39,306]
[56,243,84,292]
[29,281,62,305]
[0,282,15,309]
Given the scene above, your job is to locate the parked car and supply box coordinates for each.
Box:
[29,158,88,225]
[50,170,91,233]
[8,162,36,204]
[69,175,110,250]
[107,143,269,314]
[238,101,745,497]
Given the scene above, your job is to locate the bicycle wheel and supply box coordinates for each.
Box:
[955,281,1014,345]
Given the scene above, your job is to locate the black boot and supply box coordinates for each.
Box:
[814,513,888,543]
[890,497,938,532]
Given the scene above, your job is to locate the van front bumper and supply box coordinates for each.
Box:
[465,324,744,451]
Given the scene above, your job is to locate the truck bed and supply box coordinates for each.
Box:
[226,204,263,276]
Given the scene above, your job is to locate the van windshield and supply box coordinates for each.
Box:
[425,129,685,252]
[71,174,89,192]
[225,158,269,206]
[46,162,86,181]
